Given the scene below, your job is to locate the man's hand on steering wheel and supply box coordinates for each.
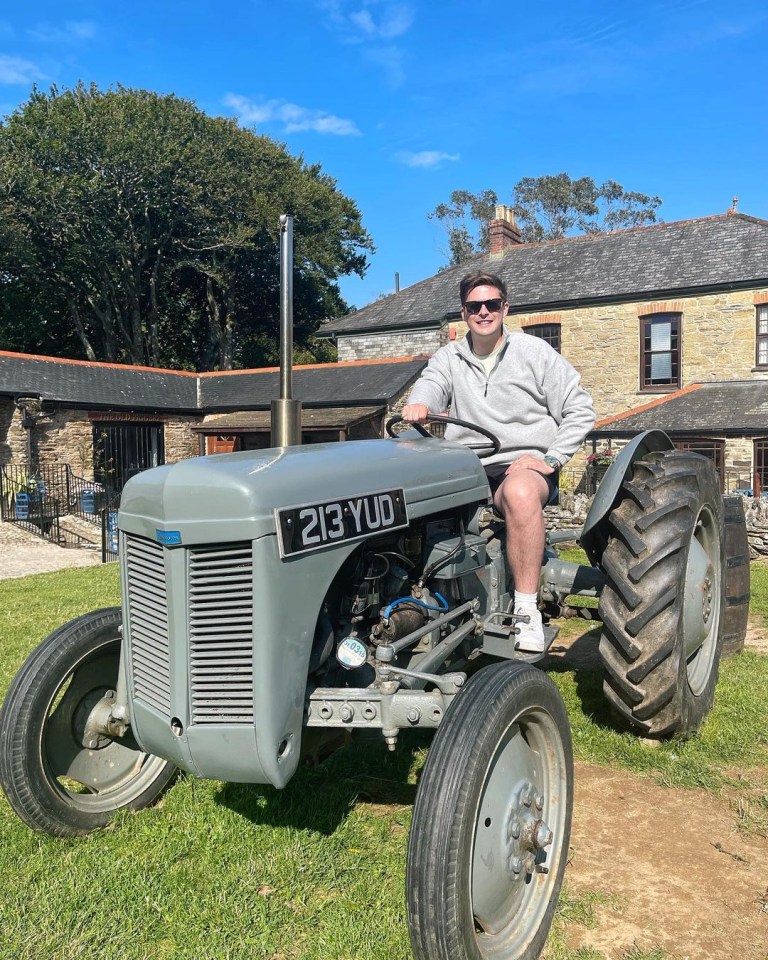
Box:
[401,403,431,423]
[386,412,501,459]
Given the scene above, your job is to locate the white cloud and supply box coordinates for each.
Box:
[224,94,361,136]
[28,20,97,43]
[396,150,460,169]
[0,55,44,85]
[318,2,413,87]
[321,1,414,42]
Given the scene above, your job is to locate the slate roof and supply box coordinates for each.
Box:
[0,351,427,413]
[0,352,198,411]
[592,380,768,436]
[192,406,384,431]
[324,213,768,336]
[199,356,426,410]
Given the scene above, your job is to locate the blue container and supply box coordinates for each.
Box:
[107,511,119,554]
[81,490,96,514]
[15,492,30,520]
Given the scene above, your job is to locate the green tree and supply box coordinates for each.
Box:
[512,173,661,242]
[0,83,371,369]
[427,189,498,267]
[429,175,662,263]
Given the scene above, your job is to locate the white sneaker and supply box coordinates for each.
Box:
[514,605,546,653]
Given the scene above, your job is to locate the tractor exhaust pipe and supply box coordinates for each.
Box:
[271,214,302,447]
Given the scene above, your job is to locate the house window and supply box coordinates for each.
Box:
[673,438,725,491]
[754,438,768,494]
[756,305,768,367]
[640,313,680,390]
[524,323,561,352]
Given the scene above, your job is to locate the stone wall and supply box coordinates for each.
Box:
[0,404,202,477]
[337,328,446,361]
[163,416,203,462]
[738,497,768,558]
[0,399,27,465]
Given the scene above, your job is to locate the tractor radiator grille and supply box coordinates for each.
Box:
[125,535,171,717]
[189,543,254,724]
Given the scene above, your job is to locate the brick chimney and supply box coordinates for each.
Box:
[488,205,522,255]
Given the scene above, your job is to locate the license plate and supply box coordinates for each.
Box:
[276,489,408,558]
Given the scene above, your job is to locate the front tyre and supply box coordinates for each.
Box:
[407,662,573,960]
[0,608,177,837]
[598,450,725,738]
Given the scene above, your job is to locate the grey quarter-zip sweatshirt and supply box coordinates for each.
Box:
[406,329,596,468]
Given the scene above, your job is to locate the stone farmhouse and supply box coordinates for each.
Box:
[323,208,768,490]
[2,207,768,495]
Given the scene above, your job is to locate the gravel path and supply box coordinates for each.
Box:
[0,519,102,581]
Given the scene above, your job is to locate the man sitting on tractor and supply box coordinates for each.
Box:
[402,270,596,652]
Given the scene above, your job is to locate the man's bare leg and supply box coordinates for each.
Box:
[493,469,550,650]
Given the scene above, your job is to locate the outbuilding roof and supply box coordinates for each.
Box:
[324,213,768,336]
[0,351,198,411]
[0,351,427,413]
[199,356,427,410]
[193,406,384,432]
[592,380,768,437]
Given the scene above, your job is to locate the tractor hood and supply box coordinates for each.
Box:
[118,434,489,546]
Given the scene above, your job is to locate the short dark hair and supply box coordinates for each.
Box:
[459,271,508,304]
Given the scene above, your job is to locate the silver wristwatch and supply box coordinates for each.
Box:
[543,455,561,472]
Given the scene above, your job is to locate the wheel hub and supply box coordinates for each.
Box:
[503,781,553,881]
[74,689,114,750]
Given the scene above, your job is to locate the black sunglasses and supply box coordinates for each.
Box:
[463,298,504,315]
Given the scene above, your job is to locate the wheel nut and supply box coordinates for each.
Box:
[508,818,521,839]
[534,821,553,848]
[521,783,533,806]
[535,792,544,811]
[510,856,523,875]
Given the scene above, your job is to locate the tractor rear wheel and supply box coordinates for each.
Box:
[598,450,725,738]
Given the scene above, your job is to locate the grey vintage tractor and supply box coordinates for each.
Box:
[0,416,744,960]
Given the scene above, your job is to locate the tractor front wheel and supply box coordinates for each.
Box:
[0,608,177,837]
[406,662,573,960]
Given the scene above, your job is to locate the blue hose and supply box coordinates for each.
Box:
[381,592,448,621]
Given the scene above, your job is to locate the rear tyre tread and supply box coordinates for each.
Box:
[598,450,725,738]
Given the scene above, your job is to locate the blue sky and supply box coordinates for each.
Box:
[1,0,767,309]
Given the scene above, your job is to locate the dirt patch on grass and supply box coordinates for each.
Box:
[544,617,768,959]
[564,762,768,960]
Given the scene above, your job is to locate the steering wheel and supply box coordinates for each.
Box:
[386,413,501,460]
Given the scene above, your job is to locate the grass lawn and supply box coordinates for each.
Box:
[1,563,767,960]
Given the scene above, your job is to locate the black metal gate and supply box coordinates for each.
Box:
[92,422,165,495]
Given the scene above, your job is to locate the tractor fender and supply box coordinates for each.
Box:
[580,430,675,567]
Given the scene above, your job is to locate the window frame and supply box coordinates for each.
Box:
[754,437,768,495]
[639,312,681,392]
[673,437,725,492]
[756,304,768,368]
[523,322,561,353]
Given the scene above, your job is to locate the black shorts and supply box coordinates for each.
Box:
[484,463,559,506]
